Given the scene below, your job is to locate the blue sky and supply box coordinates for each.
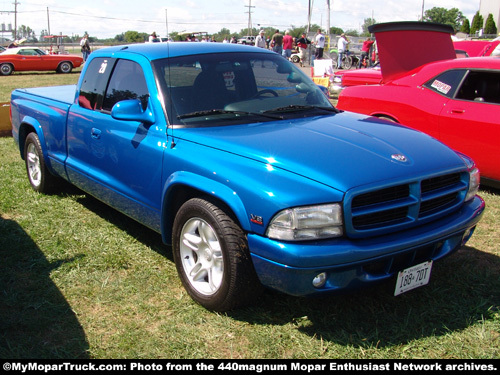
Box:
[0,0,482,39]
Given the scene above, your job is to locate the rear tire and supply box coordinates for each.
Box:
[0,63,13,76]
[24,132,58,193]
[172,198,263,311]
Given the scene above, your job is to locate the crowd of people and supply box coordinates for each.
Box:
[99,29,378,70]
[251,28,376,69]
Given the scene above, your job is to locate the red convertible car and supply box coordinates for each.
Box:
[0,46,83,75]
[337,22,500,188]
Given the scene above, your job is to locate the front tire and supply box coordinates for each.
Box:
[172,198,262,311]
[57,62,73,73]
[24,132,58,193]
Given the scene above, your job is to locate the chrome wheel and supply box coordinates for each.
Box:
[179,217,224,296]
[26,142,42,188]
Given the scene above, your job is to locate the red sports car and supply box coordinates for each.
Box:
[330,39,500,97]
[0,46,83,75]
[337,22,500,188]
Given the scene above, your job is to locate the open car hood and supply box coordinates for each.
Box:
[369,22,456,83]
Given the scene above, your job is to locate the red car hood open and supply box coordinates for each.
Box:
[369,22,456,83]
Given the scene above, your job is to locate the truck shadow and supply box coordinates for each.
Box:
[0,216,90,359]
[233,245,500,349]
[72,191,499,349]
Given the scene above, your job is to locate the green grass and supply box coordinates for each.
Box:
[0,68,83,103]
[0,73,499,359]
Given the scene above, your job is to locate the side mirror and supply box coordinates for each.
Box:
[111,99,155,125]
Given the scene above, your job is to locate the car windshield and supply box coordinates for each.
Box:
[152,52,333,127]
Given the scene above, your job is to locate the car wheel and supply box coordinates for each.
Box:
[24,132,58,193]
[57,62,73,74]
[172,198,262,311]
[291,55,300,63]
[0,63,13,76]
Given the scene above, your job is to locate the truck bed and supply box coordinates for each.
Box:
[14,85,77,105]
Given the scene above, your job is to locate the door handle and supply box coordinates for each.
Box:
[91,128,102,139]
[451,108,465,114]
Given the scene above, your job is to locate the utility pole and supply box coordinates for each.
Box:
[245,0,255,36]
[47,7,50,36]
[13,0,20,40]
[326,0,330,36]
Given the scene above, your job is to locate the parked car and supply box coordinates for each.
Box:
[453,39,500,57]
[237,36,255,45]
[0,46,83,75]
[330,39,499,97]
[337,22,500,188]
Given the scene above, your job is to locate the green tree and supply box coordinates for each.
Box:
[470,11,484,35]
[328,26,344,36]
[423,7,464,32]
[361,18,376,36]
[460,18,470,34]
[123,30,148,43]
[484,14,498,35]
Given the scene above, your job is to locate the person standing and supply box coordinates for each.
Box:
[148,32,160,43]
[296,32,311,66]
[80,33,91,62]
[337,33,349,69]
[255,30,266,48]
[271,30,284,55]
[314,29,325,60]
[282,30,294,59]
[357,37,374,68]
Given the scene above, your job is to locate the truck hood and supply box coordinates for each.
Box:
[175,112,465,192]
[369,22,456,83]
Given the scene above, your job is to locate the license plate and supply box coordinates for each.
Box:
[394,261,433,296]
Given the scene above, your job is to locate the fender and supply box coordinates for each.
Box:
[18,116,51,166]
[160,171,250,244]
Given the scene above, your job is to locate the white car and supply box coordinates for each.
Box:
[237,36,255,45]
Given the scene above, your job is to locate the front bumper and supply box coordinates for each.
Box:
[248,195,485,296]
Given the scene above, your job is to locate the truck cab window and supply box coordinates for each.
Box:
[102,59,149,112]
[78,57,116,110]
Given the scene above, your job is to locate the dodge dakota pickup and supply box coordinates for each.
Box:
[10,42,484,311]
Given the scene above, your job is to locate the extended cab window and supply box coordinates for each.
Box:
[455,71,500,104]
[79,57,117,110]
[102,59,149,111]
[423,69,466,98]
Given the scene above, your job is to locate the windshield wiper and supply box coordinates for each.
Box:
[178,109,282,120]
[263,105,341,114]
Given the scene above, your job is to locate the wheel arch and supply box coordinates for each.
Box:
[161,172,251,245]
[17,117,47,161]
[373,113,400,123]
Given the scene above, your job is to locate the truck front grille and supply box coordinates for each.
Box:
[345,172,468,238]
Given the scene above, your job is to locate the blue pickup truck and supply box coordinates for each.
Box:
[11,42,484,311]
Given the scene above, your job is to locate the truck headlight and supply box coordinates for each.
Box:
[466,167,480,202]
[457,152,480,202]
[266,204,343,241]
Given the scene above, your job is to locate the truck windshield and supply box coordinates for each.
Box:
[152,52,333,127]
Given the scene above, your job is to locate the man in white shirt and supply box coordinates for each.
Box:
[255,30,266,48]
[314,29,325,59]
[337,33,349,69]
